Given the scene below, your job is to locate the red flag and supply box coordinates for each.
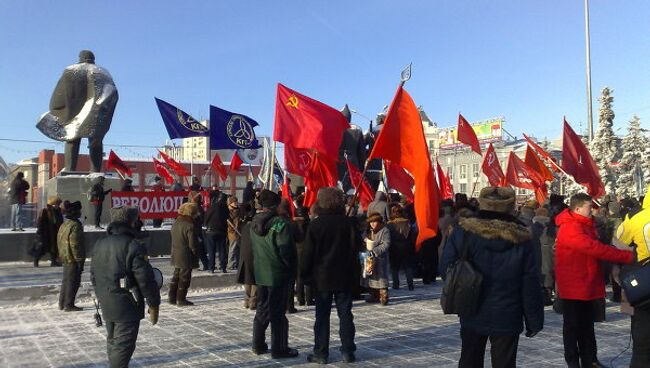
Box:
[436,160,454,200]
[158,150,190,177]
[368,86,439,249]
[561,119,605,198]
[273,83,350,159]
[152,158,174,185]
[525,145,554,182]
[229,151,244,173]
[384,160,414,202]
[210,153,228,181]
[284,146,313,177]
[281,178,296,218]
[505,152,541,190]
[346,159,375,210]
[303,152,338,208]
[481,143,506,187]
[523,133,561,173]
[106,150,133,177]
[457,114,482,155]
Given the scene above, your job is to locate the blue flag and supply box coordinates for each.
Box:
[209,105,261,150]
[155,97,208,139]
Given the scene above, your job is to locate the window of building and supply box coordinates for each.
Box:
[473,163,479,178]
[429,140,434,149]
[460,183,467,193]
[460,165,467,179]
[447,167,452,179]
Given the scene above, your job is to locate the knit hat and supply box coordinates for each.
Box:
[178,202,198,217]
[110,206,140,224]
[478,187,516,214]
[258,190,280,209]
[366,212,384,224]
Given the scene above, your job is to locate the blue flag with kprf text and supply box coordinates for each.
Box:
[155,97,208,139]
[209,105,261,150]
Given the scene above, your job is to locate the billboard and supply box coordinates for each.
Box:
[438,117,504,149]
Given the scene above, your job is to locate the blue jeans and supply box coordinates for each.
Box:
[10,204,23,229]
[313,290,356,358]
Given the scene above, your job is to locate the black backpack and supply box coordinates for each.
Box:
[440,232,483,317]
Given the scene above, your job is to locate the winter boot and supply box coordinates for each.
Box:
[365,289,379,303]
[379,288,389,306]
[177,288,194,306]
[168,283,178,305]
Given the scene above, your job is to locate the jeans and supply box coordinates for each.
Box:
[106,320,140,368]
[205,232,228,272]
[313,290,356,359]
[459,327,519,368]
[253,285,289,353]
[562,299,597,367]
[631,306,650,367]
[10,203,22,229]
[227,238,240,270]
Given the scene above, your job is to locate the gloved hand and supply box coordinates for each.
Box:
[525,329,539,338]
[148,306,159,325]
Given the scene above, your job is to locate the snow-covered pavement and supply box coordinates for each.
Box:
[0,282,634,367]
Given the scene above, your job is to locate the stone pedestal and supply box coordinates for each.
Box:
[45,172,122,226]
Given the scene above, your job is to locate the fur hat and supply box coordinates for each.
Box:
[64,201,82,213]
[366,212,384,223]
[258,190,280,209]
[178,202,198,217]
[110,206,140,224]
[47,196,61,206]
[478,187,516,214]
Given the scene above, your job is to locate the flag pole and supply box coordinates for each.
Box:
[470,163,482,198]
[269,141,277,191]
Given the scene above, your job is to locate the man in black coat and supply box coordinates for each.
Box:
[91,206,160,368]
[9,172,30,231]
[301,187,359,364]
[90,176,112,229]
[439,187,544,368]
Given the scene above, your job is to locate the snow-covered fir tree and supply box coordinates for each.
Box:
[589,87,621,196]
[618,115,648,197]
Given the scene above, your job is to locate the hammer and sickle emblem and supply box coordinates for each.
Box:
[286,95,299,109]
[487,152,495,166]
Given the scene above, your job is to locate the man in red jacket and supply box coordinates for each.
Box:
[555,193,634,368]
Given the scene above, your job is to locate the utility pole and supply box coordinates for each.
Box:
[584,0,594,141]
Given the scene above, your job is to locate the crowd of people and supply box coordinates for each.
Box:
[12,166,650,367]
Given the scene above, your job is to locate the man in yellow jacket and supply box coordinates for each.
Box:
[615,193,650,368]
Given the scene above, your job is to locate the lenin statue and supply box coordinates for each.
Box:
[37,50,118,172]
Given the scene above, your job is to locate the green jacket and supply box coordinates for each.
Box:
[57,218,85,264]
[250,211,296,287]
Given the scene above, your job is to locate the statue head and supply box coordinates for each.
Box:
[78,50,95,64]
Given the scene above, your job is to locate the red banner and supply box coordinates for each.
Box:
[110,191,207,219]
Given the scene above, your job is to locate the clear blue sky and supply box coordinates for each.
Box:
[1,0,649,164]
